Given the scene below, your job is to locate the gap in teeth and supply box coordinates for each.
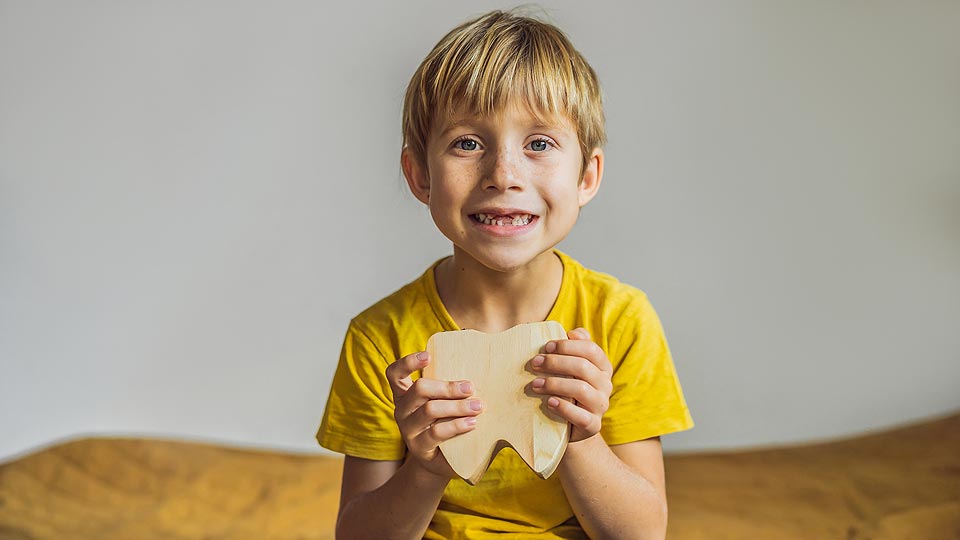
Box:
[473,213,532,226]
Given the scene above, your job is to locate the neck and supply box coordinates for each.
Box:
[435,248,563,334]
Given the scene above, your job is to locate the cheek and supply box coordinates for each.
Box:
[431,164,475,201]
[546,178,585,211]
[427,186,469,235]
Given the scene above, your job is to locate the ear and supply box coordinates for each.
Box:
[402,148,431,205]
[577,148,604,207]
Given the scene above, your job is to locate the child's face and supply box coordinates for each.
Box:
[403,101,602,273]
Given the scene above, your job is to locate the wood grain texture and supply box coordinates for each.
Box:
[423,321,570,485]
[0,414,956,539]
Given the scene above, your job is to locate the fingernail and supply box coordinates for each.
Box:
[545,341,556,353]
[531,355,544,367]
[459,381,473,394]
[548,397,560,408]
[469,400,482,411]
[416,352,428,363]
[532,378,545,389]
[464,417,477,427]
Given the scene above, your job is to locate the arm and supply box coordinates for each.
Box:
[532,329,668,540]
[335,456,447,540]
[557,437,668,540]
[334,351,482,540]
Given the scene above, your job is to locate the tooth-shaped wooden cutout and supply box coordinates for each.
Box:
[423,321,569,485]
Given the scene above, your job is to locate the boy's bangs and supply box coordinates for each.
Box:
[430,22,586,131]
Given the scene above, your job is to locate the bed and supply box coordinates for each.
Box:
[1,412,957,539]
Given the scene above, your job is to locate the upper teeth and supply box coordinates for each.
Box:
[474,213,532,226]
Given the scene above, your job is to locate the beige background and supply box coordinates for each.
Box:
[1,1,958,460]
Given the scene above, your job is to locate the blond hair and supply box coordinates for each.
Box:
[402,9,606,172]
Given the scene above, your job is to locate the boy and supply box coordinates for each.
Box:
[318,10,693,540]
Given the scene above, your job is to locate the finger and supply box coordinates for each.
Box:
[545,396,601,436]
[545,336,611,374]
[533,353,613,397]
[395,378,475,420]
[410,416,479,453]
[400,398,483,436]
[567,327,591,341]
[386,351,429,399]
[531,376,609,415]
[531,353,603,383]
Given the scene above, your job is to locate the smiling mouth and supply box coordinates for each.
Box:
[470,213,535,226]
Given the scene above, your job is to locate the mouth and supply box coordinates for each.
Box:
[469,212,537,227]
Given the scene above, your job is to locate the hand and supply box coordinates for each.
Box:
[385,351,484,478]
[530,328,613,443]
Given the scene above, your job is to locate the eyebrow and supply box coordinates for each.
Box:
[436,118,566,138]
[437,119,473,138]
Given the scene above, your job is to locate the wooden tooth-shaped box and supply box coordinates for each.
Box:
[423,321,570,485]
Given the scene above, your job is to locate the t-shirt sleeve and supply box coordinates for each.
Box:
[601,293,694,445]
[316,320,406,460]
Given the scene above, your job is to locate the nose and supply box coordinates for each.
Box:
[481,147,524,192]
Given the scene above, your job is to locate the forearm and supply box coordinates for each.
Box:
[336,459,449,540]
[558,435,668,540]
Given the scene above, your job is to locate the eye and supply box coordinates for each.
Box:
[528,139,551,152]
[454,138,479,151]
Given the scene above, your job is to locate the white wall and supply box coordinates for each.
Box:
[1,1,958,461]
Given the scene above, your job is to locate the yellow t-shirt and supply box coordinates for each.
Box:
[317,250,694,539]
